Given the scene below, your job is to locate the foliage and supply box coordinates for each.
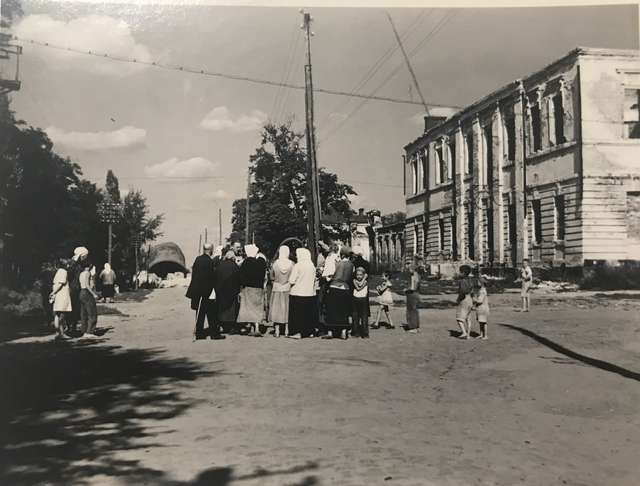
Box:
[0,0,23,28]
[105,169,121,203]
[381,211,406,226]
[228,122,356,257]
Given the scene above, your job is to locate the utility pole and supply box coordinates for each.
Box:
[245,168,251,244]
[219,208,222,245]
[198,234,202,254]
[302,10,322,263]
[205,227,208,244]
[386,12,430,116]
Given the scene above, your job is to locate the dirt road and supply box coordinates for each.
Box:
[1,285,639,486]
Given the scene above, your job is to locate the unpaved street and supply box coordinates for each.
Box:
[1,286,639,486]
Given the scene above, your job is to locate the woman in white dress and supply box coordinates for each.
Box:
[49,258,72,339]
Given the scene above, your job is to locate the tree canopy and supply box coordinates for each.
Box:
[228,123,356,257]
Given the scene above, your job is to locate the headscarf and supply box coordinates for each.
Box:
[244,244,259,258]
[72,246,89,261]
[296,248,313,266]
[276,246,293,273]
[257,252,267,262]
[104,263,111,272]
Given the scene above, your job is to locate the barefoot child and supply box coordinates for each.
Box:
[472,277,490,339]
[373,272,394,329]
[455,265,474,339]
[351,266,370,339]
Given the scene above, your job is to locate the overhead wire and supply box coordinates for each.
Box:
[318,10,457,145]
[270,24,300,122]
[13,35,458,107]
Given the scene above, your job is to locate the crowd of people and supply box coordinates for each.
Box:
[47,246,119,340]
[184,241,533,342]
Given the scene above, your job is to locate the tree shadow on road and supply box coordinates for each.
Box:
[180,462,319,485]
[112,288,155,303]
[0,339,215,485]
[499,323,640,382]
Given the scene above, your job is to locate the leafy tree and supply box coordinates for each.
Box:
[229,122,356,257]
[381,211,406,225]
[105,169,121,203]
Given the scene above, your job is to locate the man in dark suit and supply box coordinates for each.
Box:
[186,243,225,340]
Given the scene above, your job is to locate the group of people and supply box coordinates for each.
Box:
[186,241,413,341]
[48,246,118,339]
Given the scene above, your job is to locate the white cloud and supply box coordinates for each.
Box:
[144,157,219,179]
[200,106,267,133]
[46,125,146,151]
[13,14,153,76]
[201,189,230,201]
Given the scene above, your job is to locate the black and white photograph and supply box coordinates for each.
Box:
[0,0,639,484]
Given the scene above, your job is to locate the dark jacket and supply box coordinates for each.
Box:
[239,257,266,289]
[215,259,242,311]
[186,254,215,309]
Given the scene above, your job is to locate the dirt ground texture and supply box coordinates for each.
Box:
[0,285,639,486]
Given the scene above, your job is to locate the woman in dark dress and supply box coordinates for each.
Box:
[237,244,267,336]
[324,246,354,340]
[215,250,242,333]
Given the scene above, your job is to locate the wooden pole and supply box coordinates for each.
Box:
[205,227,208,244]
[108,223,113,265]
[245,169,251,244]
[219,208,223,245]
[302,11,321,263]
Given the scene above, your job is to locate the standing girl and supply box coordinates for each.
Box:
[520,259,533,312]
[351,266,370,339]
[472,277,490,340]
[50,258,72,340]
[373,272,394,329]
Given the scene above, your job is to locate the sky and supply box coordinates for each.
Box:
[6,1,638,263]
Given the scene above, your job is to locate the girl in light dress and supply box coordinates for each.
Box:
[373,272,395,329]
[471,277,490,340]
[50,258,72,340]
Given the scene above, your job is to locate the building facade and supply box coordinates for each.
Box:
[403,47,640,273]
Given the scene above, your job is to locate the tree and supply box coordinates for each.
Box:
[229,122,356,257]
[381,211,406,225]
[105,169,121,203]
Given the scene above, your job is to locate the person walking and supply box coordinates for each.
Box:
[67,246,89,336]
[324,246,354,340]
[269,245,293,337]
[78,259,99,338]
[215,250,242,334]
[287,248,317,339]
[186,243,225,340]
[318,243,339,329]
[237,244,267,336]
[49,258,72,340]
[373,271,395,329]
[455,265,475,339]
[99,263,117,303]
[404,262,421,333]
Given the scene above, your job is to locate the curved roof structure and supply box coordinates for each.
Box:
[148,242,189,278]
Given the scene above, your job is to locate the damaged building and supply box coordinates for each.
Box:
[403,47,640,275]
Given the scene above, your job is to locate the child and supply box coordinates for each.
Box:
[519,259,533,312]
[373,272,395,329]
[50,258,72,340]
[79,260,100,338]
[472,277,490,340]
[351,266,370,339]
[455,265,474,339]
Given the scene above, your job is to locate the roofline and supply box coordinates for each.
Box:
[404,47,640,152]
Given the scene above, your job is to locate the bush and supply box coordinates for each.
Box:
[580,262,640,290]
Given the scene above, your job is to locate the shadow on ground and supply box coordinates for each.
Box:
[499,323,640,382]
[112,288,155,303]
[0,339,214,485]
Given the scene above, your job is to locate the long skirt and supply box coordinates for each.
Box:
[102,284,115,299]
[237,287,265,323]
[325,287,352,328]
[269,290,289,324]
[218,297,239,323]
[405,290,420,330]
[288,295,317,337]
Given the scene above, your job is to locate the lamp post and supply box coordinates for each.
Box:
[97,198,122,265]
[132,234,144,289]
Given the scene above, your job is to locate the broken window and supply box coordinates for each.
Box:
[465,133,473,175]
[624,89,640,139]
[448,141,455,180]
[531,199,542,244]
[531,103,542,151]
[554,195,565,241]
[439,219,445,251]
[553,93,565,144]
[505,117,516,162]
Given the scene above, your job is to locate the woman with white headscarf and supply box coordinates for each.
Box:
[99,263,117,303]
[269,245,293,337]
[287,248,318,339]
[237,244,267,336]
[67,246,89,335]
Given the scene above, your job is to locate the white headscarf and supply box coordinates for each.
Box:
[103,263,111,272]
[276,246,293,273]
[245,244,259,258]
[296,248,313,265]
[72,246,89,261]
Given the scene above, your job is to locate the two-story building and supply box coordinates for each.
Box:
[403,47,640,275]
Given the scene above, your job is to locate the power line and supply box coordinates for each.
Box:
[14,36,457,108]
[318,10,457,144]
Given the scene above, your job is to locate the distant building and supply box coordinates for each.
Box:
[403,47,640,275]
